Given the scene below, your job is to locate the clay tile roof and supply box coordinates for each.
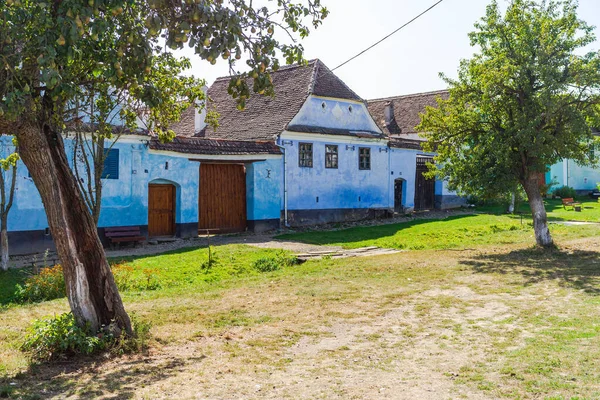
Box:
[388,137,424,150]
[149,137,282,156]
[169,106,198,137]
[311,60,362,101]
[190,59,363,141]
[367,90,448,139]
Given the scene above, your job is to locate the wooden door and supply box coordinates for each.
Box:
[199,164,247,233]
[414,157,435,211]
[148,184,176,237]
[394,178,404,213]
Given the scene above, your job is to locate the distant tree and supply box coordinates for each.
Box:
[0,142,18,271]
[70,55,203,226]
[0,0,327,335]
[71,86,124,227]
[418,0,600,247]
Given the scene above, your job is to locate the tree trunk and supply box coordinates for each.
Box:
[522,174,554,248]
[0,224,8,272]
[16,123,132,335]
[508,192,516,214]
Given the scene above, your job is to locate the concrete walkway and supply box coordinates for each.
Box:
[550,220,600,226]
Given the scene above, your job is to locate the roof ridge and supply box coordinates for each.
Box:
[281,59,318,132]
[368,89,449,103]
[308,58,319,95]
[310,60,363,101]
[212,59,318,83]
[177,137,275,144]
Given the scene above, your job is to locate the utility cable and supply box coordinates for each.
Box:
[331,0,446,72]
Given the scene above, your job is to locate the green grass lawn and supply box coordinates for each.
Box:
[113,244,295,291]
[476,198,600,222]
[1,214,600,398]
[276,213,600,250]
[1,237,600,398]
[0,268,31,306]
[0,245,293,306]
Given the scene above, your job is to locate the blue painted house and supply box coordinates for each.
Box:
[367,91,465,211]
[546,130,600,195]
[4,59,463,255]
[200,60,463,226]
[2,132,282,255]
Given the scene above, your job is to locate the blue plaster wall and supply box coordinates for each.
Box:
[5,132,283,239]
[246,158,282,221]
[389,148,464,210]
[289,96,382,134]
[389,148,418,209]
[280,136,390,211]
[3,136,202,233]
[549,160,600,192]
[97,141,200,228]
[0,137,48,233]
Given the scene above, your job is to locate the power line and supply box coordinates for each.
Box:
[331,0,446,72]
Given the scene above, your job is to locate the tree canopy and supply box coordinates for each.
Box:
[418,0,600,246]
[0,0,328,135]
[0,0,328,334]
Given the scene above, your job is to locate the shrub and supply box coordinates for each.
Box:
[253,251,299,273]
[253,257,281,272]
[540,179,558,197]
[553,185,577,199]
[141,268,161,290]
[111,314,152,355]
[112,263,135,291]
[14,262,161,304]
[20,313,152,362]
[13,265,66,303]
[20,313,112,362]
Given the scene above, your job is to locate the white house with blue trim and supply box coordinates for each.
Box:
[3,59,465,255]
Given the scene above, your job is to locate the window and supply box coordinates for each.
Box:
[299,143,313,168]
[359,147,371,170]
[325,145,338,169]
[102,148,119,179]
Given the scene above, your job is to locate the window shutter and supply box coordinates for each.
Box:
[102,148,120,180]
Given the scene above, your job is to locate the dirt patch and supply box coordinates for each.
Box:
[5,238,600,399]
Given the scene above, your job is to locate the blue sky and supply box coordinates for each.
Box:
[179,0,600,100]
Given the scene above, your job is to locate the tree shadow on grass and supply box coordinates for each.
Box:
[462,247,600,295]
[2,353,205,399]
[274,214,479,246]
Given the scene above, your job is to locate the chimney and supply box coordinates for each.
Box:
[384,101,394,127]
[194,86,209,134]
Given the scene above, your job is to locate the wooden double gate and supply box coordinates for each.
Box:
[199,163,247,233]
[414,156,435,211]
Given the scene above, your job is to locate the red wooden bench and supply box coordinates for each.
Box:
[104,226,146,248]
[562,198,582,211]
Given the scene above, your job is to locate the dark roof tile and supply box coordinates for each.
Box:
[169,106,198,137]
[367,90,448,138]
[179,59,364,141]
[388,137,424,150]
[149,137,282,156]
[311,61,362,101]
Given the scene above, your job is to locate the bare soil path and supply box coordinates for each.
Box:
[5,237,600,399]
